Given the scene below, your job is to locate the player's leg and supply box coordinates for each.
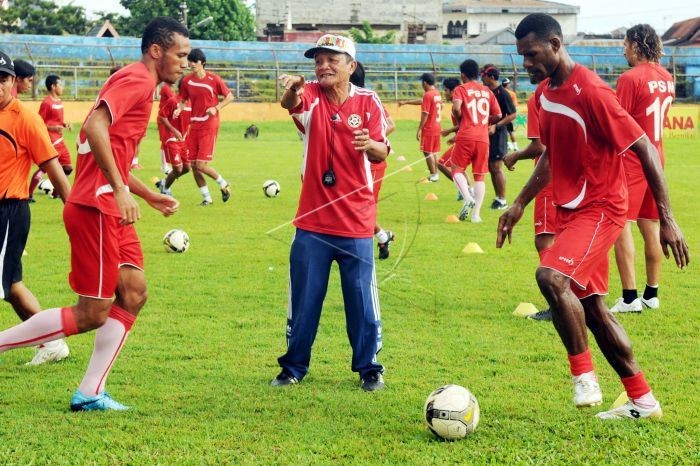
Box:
[638,218,662,308]
[488,130,508,209]
[28,169,45,201]
[611,222,641,312]
[528,200,556,322]
[437,146,455,182]
[336,236,384,391]
[273,229,334,385]
[372,167,393,260]
[423,151,438,180]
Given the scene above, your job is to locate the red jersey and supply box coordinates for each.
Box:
[179,71,230,130]
[535,64,645,223]
[372,105,391,171]
[38,95,66,145]
[527,94,552,198]
[453,81,501,143]
[159,96,191,142]
[421,88,442,135]
[70,62,155,217]
[616,62,674,166]
[157,84,175,143]
[290,82,390,238]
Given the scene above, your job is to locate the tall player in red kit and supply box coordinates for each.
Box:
[0,17,189,411]
[498,13,688,420]
[610,24,675,313]
[176,48,233,206]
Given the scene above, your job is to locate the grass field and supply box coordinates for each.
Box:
[1,120,698,464]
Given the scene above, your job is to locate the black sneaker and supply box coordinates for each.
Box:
[270,369,299,387]
[199,199,213,206]
[154,179,162,190]
[490,199,508,210]
[378,231,395,260]
[527,309,553,321]
[221,184,231,202]
[360,372,385,392]
[28,196,36,204]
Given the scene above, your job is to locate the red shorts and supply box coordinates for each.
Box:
[64,202,144,299]
[54,139,72,167]
[187,127,218,162]
[623,157,659,221]
[534,184,556,235]
[420,133,441,154]
[370,165,386,203]
[451,139,489,176]
[437,145,454,168]
[165,140,190,166]
[540,207,623,298]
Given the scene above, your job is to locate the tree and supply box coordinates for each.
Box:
[118,0,255,41]
[0,0,88,35]
[349,21,396,44]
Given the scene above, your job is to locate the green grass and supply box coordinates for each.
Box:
[1,121,698,464]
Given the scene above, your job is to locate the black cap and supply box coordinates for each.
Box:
[0,51,15,77]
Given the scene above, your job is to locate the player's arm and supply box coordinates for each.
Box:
[40,157,70,202]
[127,173,179,217]
[158,115,183,141]
[353,128,388,162]
[451,98,462,123]
[398,99,422,106]
[417,111,428,140]
[208,91,233,116]
[631,135,689,268]
[83,103,139,224]
[503,138,545,171]
[279,74,305,110]
[496,150,550,248]
[385,116,396,136]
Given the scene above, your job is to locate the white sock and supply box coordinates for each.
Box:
[199,186,212,201]
[0,308,67,353]
[375,229,389,244]
[473,181,486,218]
[215,175,227,187]
[453,173,474,204]
[78,307,135,396]
[632,391,658,409]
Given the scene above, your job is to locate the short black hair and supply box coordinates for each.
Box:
[141,16,189,54]
[14,59,35,78]
[515,13,562,42]
[442,77,460,91]
[188,48,206,65]
[350,61,365,87]
[45,74,60,91]
[459,59,479,80]
[420,72,435,86]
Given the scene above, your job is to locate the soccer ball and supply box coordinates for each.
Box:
[38,179,54,196]
[424,384,480,440]
[263,179,280,198]
[163,229,190,253]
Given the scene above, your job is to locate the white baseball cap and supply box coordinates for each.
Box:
[304,34,356,60]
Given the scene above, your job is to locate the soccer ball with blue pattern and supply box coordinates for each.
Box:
[424,384,480,440]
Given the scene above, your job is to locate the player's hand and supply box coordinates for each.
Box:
[503,152,518,171]
[64,122,73,131]
[174,129,184,142]
[279,74,305,96]
[114,188,140,225]
[660,219,690,269]
[147,192,180,217]
[440,128,450,137]
[496,202,524,248]
[416,131,421,142]
[206,106,218,116]
[446,136,455,145]
[352,128,372,152]
[173,107,182,119]
[488,124,497,136]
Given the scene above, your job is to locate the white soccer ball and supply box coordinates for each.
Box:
[163,229,190,253]
[37,179,54,196]
[424,384,480,440]
[262,179,280,198]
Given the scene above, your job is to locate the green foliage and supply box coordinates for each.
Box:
[0,0,88,35]
[349,21,396,44]
[1,122,698,463]
[117,0,255,40]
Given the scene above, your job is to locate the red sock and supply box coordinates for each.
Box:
[567,348,594,376]
[621,372,651,400]
[61,307,79,336]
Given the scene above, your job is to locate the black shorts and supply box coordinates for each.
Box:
[0,199,30,299]
[489,127,508,162]
[505,122,514,133]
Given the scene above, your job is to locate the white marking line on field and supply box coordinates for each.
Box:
[264,157,428,235]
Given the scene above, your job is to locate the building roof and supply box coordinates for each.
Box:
[662,16,700,47]
[444,0,579,14]
[87,19,120,38]
[466,27,516,45]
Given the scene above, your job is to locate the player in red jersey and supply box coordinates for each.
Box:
[498,13,688,420]
[29,75,73,202]
[503,94,553,321]
[610,24,675,313]
[399,73,442,182]
[175,48,232,206]
[157,83,175,174]
[451,59,501,223]
[157,83,192,195]
[272,34,389,391]
[11,59,34,97]
[0,18,189,411]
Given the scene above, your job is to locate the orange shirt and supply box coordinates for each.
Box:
[506,88,517,106]
[0,98,57,200]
